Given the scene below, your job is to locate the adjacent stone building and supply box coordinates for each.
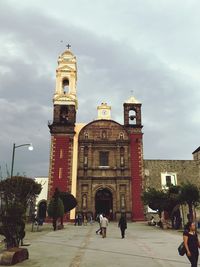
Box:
[144,158,200,190]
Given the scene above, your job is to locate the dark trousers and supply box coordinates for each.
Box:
[120,228,126,238]
[96,227,102,234]
[187,253,199,267]
[96,223,102,234]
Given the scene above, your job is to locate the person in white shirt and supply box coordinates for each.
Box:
[96,214,103,234]
[100,214,109,238]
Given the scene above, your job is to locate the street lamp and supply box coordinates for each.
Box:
[10,143,33,178]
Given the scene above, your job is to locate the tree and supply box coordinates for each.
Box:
[142,186,183,229]
[59,192,77,212]
[179,182,200,222]
[167,185,182,229]
[0,176,42,248]
[47,189,64,230]
[142,187,168,215]
[47,189,77,230]
[59,192,77,226]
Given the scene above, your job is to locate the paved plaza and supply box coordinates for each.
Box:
[3,221,193,267]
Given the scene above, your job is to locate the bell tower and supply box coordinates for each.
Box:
[124,95,144,221]
[48,47,78,198]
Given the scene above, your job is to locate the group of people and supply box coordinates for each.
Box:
[74,213,93,226]
[96,213,127,239]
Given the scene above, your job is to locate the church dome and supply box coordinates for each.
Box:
[58,48,76,64]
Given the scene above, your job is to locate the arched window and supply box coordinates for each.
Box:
[120,147,125,167]
[62,78,69,94]
[84,146,89,167]
[99,151,109,166]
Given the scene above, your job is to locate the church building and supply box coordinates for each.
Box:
[46,48,200,223]
[48,48,144,221]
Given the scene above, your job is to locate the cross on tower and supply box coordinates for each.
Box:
[66,44,71,49]
[130,90,134,95]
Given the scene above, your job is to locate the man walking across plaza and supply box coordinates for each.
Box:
[101,214,108,238]
[118,213,127,239]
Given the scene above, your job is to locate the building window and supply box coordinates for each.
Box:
[166,176,172,187]
[59,168,62,179]
[84,146,88,167]
[161,172,177,189]
[120,147,125,167]
[60,149,63,159]
[99,151,109,166]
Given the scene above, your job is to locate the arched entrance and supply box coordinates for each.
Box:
[95,188,113,220]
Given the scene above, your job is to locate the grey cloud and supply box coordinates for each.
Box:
[0,1,199,178]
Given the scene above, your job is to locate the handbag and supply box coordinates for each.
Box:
[178,241,186,256]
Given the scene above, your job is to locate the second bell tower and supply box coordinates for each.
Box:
[124,95,144,221]
[48,47,78,198]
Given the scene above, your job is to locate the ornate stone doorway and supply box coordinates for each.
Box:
[95,188,113,220]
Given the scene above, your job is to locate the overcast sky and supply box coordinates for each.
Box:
[0,0,200,178]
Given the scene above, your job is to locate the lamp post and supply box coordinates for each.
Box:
[10,143,33,178]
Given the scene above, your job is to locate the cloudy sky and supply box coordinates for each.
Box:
[0,0,200,178]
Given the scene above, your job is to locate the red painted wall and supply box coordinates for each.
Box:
[130,133,144,221]
[49,135,71,197]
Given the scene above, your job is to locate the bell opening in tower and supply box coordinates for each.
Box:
[63,78,69,94]
[129,109,136,125]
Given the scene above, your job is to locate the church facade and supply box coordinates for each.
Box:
[48,48,144,221]
[47,48,200,222]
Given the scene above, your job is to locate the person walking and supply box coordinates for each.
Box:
[96,213,103,234]
[101,214,108,238]
[183,221,200,267]
[118,213,127,238]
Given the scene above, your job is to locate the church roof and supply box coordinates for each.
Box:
[192,146,200,154]
[61,49,74,57]
[79,119,128,134]
[125,95,141,104]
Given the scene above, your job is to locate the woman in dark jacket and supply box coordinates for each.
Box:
[118,214,127,239]
[183,221,200,267]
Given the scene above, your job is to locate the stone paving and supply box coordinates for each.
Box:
[0,222,193,266]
